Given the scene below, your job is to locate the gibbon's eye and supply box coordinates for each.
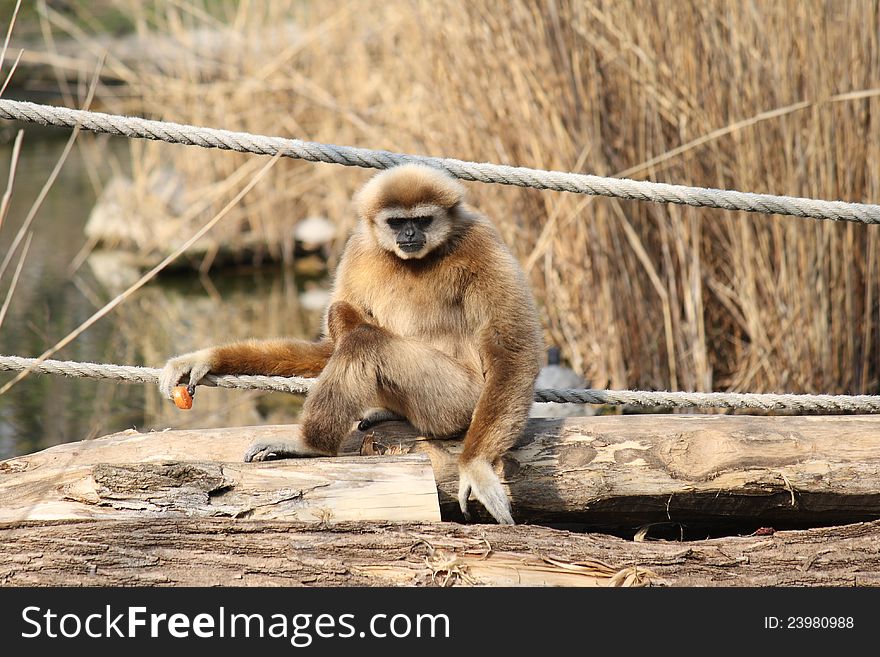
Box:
[387,218,406,230]
[414,216,433,228]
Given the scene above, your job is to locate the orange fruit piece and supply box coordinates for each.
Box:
[173,385,193,410]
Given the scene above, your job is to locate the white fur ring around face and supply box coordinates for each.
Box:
[457,458,514,525]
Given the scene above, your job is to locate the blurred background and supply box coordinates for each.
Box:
[0,0,878,458]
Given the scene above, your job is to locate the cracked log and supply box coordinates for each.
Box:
[2,416,880,586]
[0,427,440,523]
[2,415,880,529]
[356,414,880,528]
[1,518,878,586]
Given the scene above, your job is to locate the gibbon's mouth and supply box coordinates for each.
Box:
[397,241,425,253]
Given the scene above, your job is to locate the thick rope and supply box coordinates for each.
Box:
[0,355,312,395]
[2,99,880,225]
[3,355,879,412]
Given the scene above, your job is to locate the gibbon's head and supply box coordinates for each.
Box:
[356,163,466,260]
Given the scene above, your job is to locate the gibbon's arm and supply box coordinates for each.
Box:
[158,338,333,399]
[457,298,542,524]
[159,246,367,399]
[211,338,334,377]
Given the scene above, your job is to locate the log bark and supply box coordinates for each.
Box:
[1,517,878,587]
[3,414,880,528]
[0,426,440,523]
[3,416,880,587]
[356,414,880,528]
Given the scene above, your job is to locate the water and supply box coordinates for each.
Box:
[0,131,327,459]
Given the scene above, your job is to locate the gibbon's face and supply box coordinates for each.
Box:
[372,204,454,260]
[356,164,465,260]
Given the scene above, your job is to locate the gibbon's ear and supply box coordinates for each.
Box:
[355,163,467,223]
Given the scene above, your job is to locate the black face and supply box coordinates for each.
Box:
[388,216,433,253]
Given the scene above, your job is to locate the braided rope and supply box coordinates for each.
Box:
[0,355,312,395]
[2,99,880,225]
[3,355,879,412]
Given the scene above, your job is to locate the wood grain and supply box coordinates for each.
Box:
[0,426,440,523]
[358,414,880,526]
[1,518,877,586]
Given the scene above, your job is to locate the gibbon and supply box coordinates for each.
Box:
[159,163,543,524]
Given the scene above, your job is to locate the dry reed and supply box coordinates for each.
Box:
[43,0,880,395]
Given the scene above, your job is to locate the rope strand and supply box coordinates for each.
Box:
[3,102,879,412]
[3,355,879,413]
[2,99,880,224]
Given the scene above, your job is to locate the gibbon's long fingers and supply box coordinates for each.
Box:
[187,361,211,393]
[458,458,515,525]
[158,348,213,398]
[457,482,472,522]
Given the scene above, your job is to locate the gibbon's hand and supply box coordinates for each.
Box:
[158,348,214,399]
[458,458,515,525]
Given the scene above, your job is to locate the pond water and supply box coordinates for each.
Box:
[0,131,327,459]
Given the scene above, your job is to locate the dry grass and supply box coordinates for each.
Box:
[45,0,880,395]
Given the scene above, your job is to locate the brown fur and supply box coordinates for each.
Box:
[212,339,333,379]
[356,164,465,223]
[162,163,543,522]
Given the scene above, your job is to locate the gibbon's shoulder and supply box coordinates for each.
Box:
[455,207,520,264]
[341,222,372,257]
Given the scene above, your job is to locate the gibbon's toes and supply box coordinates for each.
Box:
[243,441,285,462]
[458,458,515,525]
[158,349,213,399]
[243,437,325,462]
[357,409,405,432]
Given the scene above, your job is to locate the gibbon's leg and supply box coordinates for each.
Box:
[456,382,535,525]
[455,332,540,526]
[244,301,481,462]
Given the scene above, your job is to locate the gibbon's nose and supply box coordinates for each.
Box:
[403,224,416,238]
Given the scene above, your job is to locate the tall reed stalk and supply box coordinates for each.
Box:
[48,0,880,395]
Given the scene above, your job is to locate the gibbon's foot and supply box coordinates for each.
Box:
[243,442,298,462]
[158,348,214,399]
[457,458,515,525]
[357,409,406,432]
[243,436,326,462]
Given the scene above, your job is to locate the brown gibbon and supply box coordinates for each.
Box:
[159,163,543,524]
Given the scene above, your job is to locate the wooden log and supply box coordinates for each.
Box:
[3,414,880,529]
[1,517,878,586]
[0,426,440,523]
[354,414,880,527]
